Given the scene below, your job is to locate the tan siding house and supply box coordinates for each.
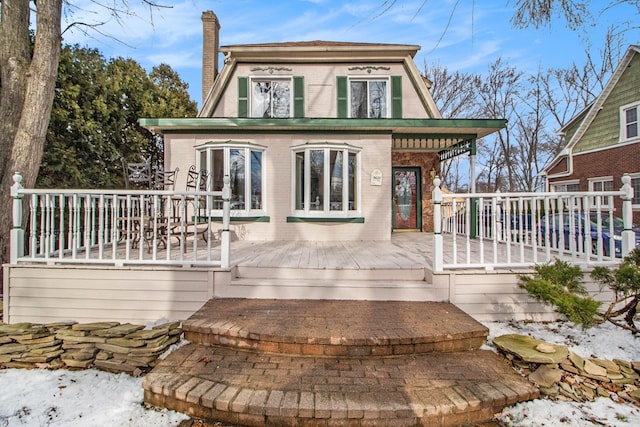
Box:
[141,11,505,242]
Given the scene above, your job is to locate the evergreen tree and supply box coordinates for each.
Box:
[37,44,197,189]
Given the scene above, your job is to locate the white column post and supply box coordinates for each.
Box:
[620,174,635,257]
[10,172,25,264]
[432,176,443,272]
[221,175,231,268]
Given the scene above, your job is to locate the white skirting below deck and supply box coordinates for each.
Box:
[3,233,610,324]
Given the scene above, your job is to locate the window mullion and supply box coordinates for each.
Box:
[324,148,330,214]
[244,148,251,213]
[340,149,347,213]
[304,150,311,214]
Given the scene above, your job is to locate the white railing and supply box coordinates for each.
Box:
[10,172,232,268]
[432,175,637,271]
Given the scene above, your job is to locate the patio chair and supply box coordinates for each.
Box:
[153,167,179,191]
[122,157,152,189]
[168,165,211,248]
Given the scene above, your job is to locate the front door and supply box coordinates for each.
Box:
[392,167,422,231]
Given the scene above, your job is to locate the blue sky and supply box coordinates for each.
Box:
[62,0,640,108]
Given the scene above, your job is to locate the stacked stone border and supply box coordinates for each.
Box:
[494,334,640,407]
[0,321,182,376]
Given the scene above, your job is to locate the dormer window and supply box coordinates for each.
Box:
[350,78,388,118]
[251,78,291,118]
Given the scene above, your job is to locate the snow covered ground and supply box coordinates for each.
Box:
[0,320,639,426]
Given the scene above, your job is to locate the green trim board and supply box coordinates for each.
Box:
[140,117,506,137]
[195,216,270,222]
[286,216,365,223]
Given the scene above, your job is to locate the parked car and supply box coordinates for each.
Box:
[538,212,640,257]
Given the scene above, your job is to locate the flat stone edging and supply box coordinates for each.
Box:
[0,321,182,376]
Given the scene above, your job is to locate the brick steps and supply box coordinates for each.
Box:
[144,345,538,427]
[143,299,538,426]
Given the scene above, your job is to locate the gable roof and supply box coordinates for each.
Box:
[200,39,439,118]
[544,45,640,175]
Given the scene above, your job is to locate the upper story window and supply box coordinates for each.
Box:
[238,76,304,118]
[251,78,291,118]
[196,142,265,214]
[620,102,639,142]
[350,78,388,118]
[337,75,402,119]
[292,143,360,216]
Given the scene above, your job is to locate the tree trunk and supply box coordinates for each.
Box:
[0,0,62,281]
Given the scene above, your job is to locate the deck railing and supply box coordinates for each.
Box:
[10,172,232,268]
[432,175,637,272]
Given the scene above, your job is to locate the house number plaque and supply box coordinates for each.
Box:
[370,169,383,186]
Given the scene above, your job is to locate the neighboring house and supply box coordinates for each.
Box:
[140,11,504,241]
[544,45,640,224]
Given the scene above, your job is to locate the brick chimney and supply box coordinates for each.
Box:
[201,11,220,105]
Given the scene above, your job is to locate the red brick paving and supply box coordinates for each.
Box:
[145,299,538,426]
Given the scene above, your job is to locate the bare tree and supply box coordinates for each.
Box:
[423,61,481,191]
[0,0,171,281]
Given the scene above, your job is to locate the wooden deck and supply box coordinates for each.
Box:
[49,231,564,271]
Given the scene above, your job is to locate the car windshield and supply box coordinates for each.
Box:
[589,213,624,229]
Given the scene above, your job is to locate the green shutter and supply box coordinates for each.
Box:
[391,75,402,118]
[293,76,304,118]
[238,76,248,118]
[337,76,348,118]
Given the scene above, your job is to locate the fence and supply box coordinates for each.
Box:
[10,172,231,268]
[432,175,637,272]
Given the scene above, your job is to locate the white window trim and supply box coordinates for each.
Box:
[249,76,293,119]
[195,141,267,216]
[588,176,614,208]
[630,172,640,209]
[619,101,640,143]
[348,76,390,119]
[550,179,580,192]
[290,142,362,217]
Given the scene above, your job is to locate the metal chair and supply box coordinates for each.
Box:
[153,167,179,191]
[122,157,152,189]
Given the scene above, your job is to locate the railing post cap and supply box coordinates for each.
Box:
[12,172,23,185]
[11,171,24,197]
[433,176,441,187]
[621,174,631,186]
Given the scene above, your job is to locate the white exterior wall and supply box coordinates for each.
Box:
[213,63,431,119]
[164,132,392,241]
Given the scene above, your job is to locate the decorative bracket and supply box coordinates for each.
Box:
[250,66,293,74]
[348,66,390,74]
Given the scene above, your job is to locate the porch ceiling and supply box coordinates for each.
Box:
[140,117,506,140]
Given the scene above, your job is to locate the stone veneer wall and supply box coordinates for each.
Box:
[0,321,182,376]
[392,151,439,232]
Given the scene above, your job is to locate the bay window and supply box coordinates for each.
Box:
[293,144,360,216]
[196,142,265,214]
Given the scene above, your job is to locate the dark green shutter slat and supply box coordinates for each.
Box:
[293,76,304,118]
[391,75,402,118]
[238,76,248,118]
[337,76,348,118]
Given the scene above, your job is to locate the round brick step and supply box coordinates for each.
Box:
[182,299,489,356]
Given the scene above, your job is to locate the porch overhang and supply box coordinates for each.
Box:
[140,117,505,140]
